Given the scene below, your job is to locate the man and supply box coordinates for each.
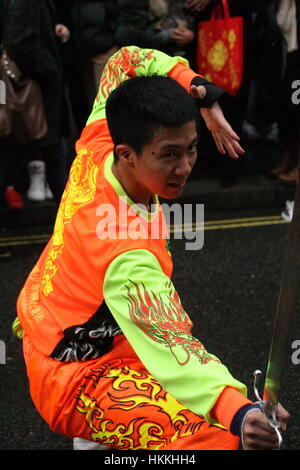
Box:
[14,46,289,450]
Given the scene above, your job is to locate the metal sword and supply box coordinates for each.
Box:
[252,167,300,449]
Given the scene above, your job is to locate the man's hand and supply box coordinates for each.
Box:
[190,84,244,159]
[55,24,71,43]
[184,0,213,12]
[171,27,195,47]
[242,404,290,450]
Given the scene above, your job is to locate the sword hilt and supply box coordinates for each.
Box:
[253,370,282,449]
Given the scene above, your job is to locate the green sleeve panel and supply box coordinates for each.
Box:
[103,248,247,424]
[87,46,189,124]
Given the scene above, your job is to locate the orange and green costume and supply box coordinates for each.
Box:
[15,46,252,450]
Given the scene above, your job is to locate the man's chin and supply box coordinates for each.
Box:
[160,185,185,199]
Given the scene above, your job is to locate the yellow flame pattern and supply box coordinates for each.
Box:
[74,366,209,450]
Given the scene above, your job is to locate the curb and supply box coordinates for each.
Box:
[0,175,296,231]
[180,175,296,211]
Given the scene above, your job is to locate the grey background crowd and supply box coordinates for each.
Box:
[0,0,299,212]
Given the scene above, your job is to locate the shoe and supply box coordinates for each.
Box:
[270,163,291,178]
[73,437,111,450]
[270,156,294,178]
[278,167,298,185]
[27,160,46,201]
[4,187,24,210]
[281,200,294,222]
[45,183,54,200]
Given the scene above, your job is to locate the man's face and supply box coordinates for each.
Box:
[130,120,198,203]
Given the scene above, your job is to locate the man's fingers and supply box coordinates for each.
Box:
[185,0,213,12]
[277,403,291,431]
[190,84,207,99]
[212,132,243,159]
[172,31,183,39]
[184,0,199,7]
[222,139,239,160]
[243,410,282,450]
[185,0,205,12]
[225,139,243,159]
[212,132,226,155]
[245,437,280,451]
[213,132,235,158]
[200,104,240,139]
[217,119,240,141]
[244,429,280,450]
[190,84,198,97]
[219,130,245,157]
[199,103,245,157]
[245,424,279,443]
[231,138,245,155]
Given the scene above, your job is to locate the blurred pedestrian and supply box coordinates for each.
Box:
[253,0,300,186]
[53,0,90,141]
[0,3,24,209]
[143,0,195,60]
[186,0,258,186]
[2,0,69,205]
[70,0,149,110]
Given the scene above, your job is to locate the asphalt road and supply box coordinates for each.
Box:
[1,208,299,451]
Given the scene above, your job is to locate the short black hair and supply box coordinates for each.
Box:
[106,75,199,158]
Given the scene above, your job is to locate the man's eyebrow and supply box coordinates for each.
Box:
[159,137,198,150]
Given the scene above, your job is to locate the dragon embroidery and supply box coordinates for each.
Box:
[98,47,155,103]
[125,280,216,366]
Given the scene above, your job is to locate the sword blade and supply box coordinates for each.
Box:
[263,170,300,413]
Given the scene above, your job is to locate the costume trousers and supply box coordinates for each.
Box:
[23,334,239,450]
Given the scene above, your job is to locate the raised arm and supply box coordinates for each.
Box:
[86,46,244,159]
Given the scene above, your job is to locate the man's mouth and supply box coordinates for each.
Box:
[168,181,186,188]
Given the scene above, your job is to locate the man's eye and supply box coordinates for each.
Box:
[187,144,197,152]
[162,151,177,158]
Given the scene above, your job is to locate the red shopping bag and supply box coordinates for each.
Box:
[196,0,244,96]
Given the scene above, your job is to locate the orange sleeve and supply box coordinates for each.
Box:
[211,386,253,431]
[168,63,202,92]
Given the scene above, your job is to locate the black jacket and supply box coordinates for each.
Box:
[71,0,149,57]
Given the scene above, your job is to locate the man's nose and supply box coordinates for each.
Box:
[174,155,193,177]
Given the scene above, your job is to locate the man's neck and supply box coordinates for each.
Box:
[112,162,152,211]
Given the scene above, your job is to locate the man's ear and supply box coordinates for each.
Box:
[115,144,136,165]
